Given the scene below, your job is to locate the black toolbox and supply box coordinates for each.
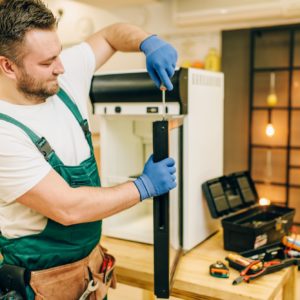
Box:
[202,171,295,252]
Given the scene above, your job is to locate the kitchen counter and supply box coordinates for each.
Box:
[101,231,297,300]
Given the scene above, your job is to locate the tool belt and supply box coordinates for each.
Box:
[29,244,116,300]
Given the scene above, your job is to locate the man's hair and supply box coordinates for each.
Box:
[0,0,56,65]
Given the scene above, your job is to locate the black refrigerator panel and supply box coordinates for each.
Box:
[90,68,188,114]
[153,119,183,298]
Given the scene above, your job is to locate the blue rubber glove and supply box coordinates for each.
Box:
[134,155,177,201]
[140,35,178,91]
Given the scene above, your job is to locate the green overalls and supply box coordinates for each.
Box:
[0,88,102,299]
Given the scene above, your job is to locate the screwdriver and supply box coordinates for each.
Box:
[160,85,167,120]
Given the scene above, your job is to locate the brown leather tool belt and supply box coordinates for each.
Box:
[29,245,116,300]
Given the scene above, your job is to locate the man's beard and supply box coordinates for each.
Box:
[16,69,59,102]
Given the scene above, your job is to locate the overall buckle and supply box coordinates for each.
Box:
[36,137,54,161]
[80,120,90,136]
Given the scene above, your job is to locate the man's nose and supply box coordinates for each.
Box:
[53,58,65,75]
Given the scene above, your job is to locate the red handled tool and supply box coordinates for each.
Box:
[232,258,299,285]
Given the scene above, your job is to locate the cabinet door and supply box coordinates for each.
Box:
[153,119,183,298]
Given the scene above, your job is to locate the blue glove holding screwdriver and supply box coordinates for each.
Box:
[140,35,178,91]
[134,155,176,201]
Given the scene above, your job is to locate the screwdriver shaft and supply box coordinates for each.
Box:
[160,85,166,120]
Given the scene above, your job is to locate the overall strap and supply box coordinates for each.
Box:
[0,113,56,162]
[56,88,90,138]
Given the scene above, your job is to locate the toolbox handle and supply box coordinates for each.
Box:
[275,217,288,231]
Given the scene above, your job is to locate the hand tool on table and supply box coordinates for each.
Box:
[283,234,300,252]
[226,253,262,272]
[209,261,229,278]
[232,260,268,285]
[232,258,300,285]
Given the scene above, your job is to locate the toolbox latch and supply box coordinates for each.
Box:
[275,218,288,231]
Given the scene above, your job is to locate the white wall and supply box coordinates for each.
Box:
[45,0,147,132]
[46,0,221,71]
[46,0,300,75]
[46,0,118,45]
[46,0,221,132]
[46,0,147,72]
[107,1,221,68]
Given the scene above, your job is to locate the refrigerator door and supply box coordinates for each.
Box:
[153,119,183,298]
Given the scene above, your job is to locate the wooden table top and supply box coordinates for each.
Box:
[101,231,296,300]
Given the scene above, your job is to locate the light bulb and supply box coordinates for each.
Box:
[265,123,275,137]
[267,73,278,106]
[259,198,271,206]
[267,93,278,107]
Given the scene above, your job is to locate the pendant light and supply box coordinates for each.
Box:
[267,72,277,107]
[265,109,275,137]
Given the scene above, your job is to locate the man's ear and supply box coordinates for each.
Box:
[0,56,18,80]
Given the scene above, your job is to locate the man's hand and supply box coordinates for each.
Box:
[140,35,178,91]
[134,155,176,201]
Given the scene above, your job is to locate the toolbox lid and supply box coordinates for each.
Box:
[202,171,258,218]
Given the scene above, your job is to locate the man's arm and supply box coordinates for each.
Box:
[16,155,176,226]
[85,23,150,71]
[17,169,140,226]
[85,22,178,90]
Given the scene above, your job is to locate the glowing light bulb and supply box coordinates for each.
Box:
[259,198,271,206]
[267,93,278,107]
[265,123,275,137]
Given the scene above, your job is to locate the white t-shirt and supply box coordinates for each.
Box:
[0,42,96,238]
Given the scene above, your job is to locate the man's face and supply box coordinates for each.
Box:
[15,29,64,100]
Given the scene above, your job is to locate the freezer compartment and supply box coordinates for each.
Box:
[103,200,154,244]
[90,69,188,114]
[100,117,154,244]
[100,116,182,248]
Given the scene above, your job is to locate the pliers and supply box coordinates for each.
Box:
[232,260,281,285]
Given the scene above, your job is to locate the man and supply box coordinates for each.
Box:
[0,0,177,299]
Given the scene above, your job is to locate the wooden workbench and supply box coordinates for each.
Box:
[101,231,297,300]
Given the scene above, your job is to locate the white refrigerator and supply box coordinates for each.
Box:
[90,67,224,298]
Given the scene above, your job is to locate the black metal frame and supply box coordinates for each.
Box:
[249,24,300,207]
[152,120,183,298]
